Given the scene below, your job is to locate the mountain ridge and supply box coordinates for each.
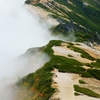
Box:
[25,0,100,44]
[16,0,100,100]
[17,40,100,100]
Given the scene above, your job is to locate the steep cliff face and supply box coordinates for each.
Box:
[17,40,100,100]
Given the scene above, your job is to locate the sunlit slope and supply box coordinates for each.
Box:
[17,40,100,100]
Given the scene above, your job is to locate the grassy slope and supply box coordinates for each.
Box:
[17,40,100,99]
[74,85,100,98]
[54,0,100,32]
[17,0,100,99]
[25,0,100,42]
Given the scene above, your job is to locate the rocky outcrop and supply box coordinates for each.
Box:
[91,32,100,44]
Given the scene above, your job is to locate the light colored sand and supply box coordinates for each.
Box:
[52,42,100,64]
[26,5,59,26]
[51,43,100,99]
[26,5,50,18]
[52,46,93,63]
[50,69,100,100]
[81,65,90,70]
[51,70,79,100]
[76,13,84,18]
[80,78,100,94]
[75,43,100,59]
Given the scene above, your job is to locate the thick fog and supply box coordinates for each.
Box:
[0,0,55,99]
[0,0,55,77]
[0,0,53,61]
[0,0,76,99]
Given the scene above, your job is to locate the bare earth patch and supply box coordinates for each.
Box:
[50,43,100,100]
[52,46,93,63]
[50,69,100,100]
[75,43,100,59]
[26,5,59,26]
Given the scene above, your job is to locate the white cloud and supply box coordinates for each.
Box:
[0,0,54,99]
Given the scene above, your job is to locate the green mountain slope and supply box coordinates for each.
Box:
[25,0,100,43]
[15,1,100,99]
[17,40,100,100]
